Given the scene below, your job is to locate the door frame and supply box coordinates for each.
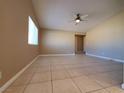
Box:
[75,34,86,54]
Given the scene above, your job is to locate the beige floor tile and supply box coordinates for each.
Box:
[22,67,36,75]
[30,72,51,83]
[35,67,50,73]
[23,69,35,75]
[53,79,83,93]
[24,81,52,93]
[91,78,114,87]
[68,70,83,77]
[82,68,99,75]
[89,72,122,88]
[73,76,103,92]
[105,71,123,81]
[97,72,122,86]
[106,86,124,93]
[67,69,88,77]
[64,65,84,69]
[51,65,65,71]
[90,67,111,73]
[32,64,50,68]
[4,86,26,93]
[52,70,70,80]
[5,55,123,93]
[89,89,109,93]
[94,79,114,88]
[11,74,33,87]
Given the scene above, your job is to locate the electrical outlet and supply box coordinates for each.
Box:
[0,72,1,79]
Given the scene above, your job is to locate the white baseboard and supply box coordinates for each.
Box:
[86,53,124,63]
[121,83,124,89]
[39,53,75,56]
[0,55,39,93]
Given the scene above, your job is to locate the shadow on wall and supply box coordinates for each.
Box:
[85,11,124,61]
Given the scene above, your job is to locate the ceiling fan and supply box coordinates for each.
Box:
[73,13,88,25]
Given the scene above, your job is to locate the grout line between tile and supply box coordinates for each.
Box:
[22,66,37,93]
[65,66,113,93]
[50,64,54,93]
[5,55,122,93]
[65,67,84,93]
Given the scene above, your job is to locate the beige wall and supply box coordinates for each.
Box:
[39,30,75,54]
[85,11,124,60]
[0,0,39,87]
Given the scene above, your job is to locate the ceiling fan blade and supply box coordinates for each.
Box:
[81,14,88,19]
[68,19,75,23]
[81,19,88,21]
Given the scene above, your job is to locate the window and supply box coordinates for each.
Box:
[28,16,38,45]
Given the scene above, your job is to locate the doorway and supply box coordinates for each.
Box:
[75,35,85,54]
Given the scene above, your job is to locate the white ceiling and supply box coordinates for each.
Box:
[32,0,124,32]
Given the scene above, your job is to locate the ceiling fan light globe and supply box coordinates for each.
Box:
[75,19,80,23]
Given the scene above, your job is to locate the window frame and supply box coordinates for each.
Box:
[28,16,38,45]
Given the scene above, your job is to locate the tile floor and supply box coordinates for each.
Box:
[4,55,124,93]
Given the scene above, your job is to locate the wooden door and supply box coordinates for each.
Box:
[75,35,85,54]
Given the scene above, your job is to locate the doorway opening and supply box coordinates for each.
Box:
[75,34,85,54]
